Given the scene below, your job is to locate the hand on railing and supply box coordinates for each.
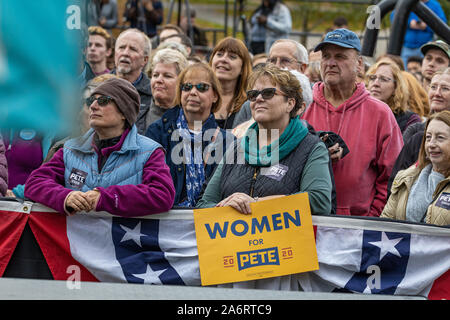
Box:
[64,189,100,215]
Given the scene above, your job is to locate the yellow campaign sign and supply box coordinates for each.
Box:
[193,193,318,286]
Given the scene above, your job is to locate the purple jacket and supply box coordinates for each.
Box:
[24,130,175,217]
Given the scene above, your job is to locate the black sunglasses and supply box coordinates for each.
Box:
[85,95,114,107]
[180,82,211,93]
[246,88,286,102]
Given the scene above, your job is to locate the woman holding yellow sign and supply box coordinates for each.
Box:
[197,64,332,215]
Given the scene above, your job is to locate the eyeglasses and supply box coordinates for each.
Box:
[429,83,450,93]
[85,95,114,107]
[246,88,286,102]
[180,82,211,93]
[267,56,300,67]
[368,75,394,84]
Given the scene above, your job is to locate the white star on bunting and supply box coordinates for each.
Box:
[369,232,403,261]
[133,264,165,284]
[120,222,146,247]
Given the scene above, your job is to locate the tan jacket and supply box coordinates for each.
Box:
[381,165,450,226]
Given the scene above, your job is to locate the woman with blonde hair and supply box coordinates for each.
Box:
[146,48,188,126]
[401,70,430,118]
[209,37,252,129]
[366,59,422,133]
[146,63,234,207]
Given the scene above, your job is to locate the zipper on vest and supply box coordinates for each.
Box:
[249,167,260,197]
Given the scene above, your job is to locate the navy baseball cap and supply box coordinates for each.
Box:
[314,28,361,52]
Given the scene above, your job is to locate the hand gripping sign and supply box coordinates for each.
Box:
[193,193,319,286]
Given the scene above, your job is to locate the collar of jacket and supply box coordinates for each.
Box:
[391,165,421,192]
[313,81,370,113]
[110,70,152,96]
[161,106,219,132]
[392,164,450,195]
[133,72,151,96]
[70,125,140,154]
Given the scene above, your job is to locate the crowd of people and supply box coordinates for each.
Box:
[0,1,449,228]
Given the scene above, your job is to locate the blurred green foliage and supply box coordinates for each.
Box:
[191,0,449,33]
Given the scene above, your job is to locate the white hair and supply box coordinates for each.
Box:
[156,41,188,58]
[151,48,188,74]
[271,39,309,65]
[116,28,152,57]
[289,69,312,108]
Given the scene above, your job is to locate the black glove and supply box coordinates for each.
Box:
[318,131,350,159]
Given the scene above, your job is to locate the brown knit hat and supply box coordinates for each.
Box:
[92,77,141,127]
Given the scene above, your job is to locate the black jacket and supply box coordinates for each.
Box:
[387,122,425,197]
[132,73,153,135]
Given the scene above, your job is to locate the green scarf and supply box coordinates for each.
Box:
[242,116,308,167]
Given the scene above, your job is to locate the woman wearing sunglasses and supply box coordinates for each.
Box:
[24,77,175,216]
[146,63,234,207]
[197,64,332,215]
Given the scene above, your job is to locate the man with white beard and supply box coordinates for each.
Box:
[114,28,153,134]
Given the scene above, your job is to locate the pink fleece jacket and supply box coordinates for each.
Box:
[24,136,175,217]
[302,82,404,217]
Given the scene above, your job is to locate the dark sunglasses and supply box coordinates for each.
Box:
[246,88,286,102]
[180,82,211,93]
[85,95,114,107]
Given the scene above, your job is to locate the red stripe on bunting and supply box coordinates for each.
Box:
[29,211,98,282]
[0,210,28,276]
[428,269,450,300]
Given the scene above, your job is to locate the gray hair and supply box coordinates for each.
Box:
[433,66,450,78]
[271,39,309,65]
[151,48,189,75]
[156,41,189,57]
[289,69,312,108]
[116,28,152,57]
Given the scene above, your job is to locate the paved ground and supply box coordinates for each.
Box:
[0,277,425,300]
